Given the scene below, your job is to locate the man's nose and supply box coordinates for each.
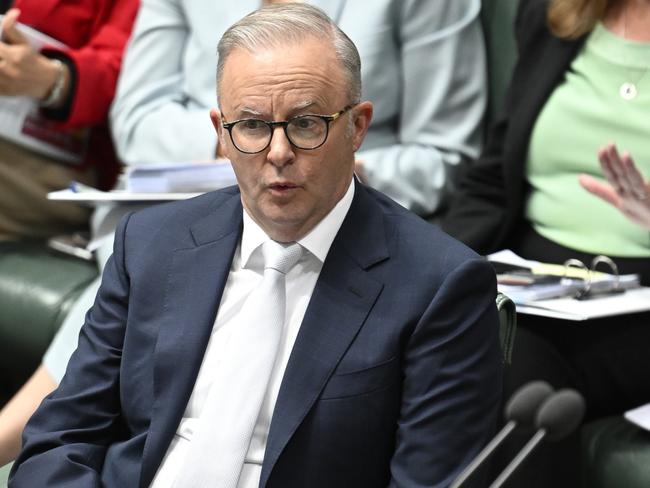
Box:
[266,126,295,168]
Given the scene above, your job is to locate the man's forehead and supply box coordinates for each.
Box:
[220,41,345,113]
[221,37,340,78]
[228,92,332,118]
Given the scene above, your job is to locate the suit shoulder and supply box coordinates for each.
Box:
[116,186,240,253]
[127,186,238,228]
[367,186,484,271]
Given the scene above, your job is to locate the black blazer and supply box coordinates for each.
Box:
[443,0,585,254]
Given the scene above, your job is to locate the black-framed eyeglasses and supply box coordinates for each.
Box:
[221,104,354,154]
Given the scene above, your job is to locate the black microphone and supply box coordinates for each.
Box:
[489,388,586,488]
[449,381,553,488]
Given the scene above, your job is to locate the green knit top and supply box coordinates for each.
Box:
[525,23,650,256]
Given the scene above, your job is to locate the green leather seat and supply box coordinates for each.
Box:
[581,416,650,488]
[0,241,97,405]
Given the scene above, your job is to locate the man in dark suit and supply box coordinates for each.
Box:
[10,4,502,487]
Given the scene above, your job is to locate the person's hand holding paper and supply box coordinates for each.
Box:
[0,8,70,105]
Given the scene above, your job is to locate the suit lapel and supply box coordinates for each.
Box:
[260,183,388,487]
[140,193,243,487]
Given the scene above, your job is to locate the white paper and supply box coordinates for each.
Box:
[516,287,650,321]
[624,403,650,432]
[0,17,66,50]
[500,274,640,305]
[48,188,202,206]
[126,160,237,193]
[488,249,539,269]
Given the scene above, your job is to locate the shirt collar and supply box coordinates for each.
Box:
[240,178,355,268]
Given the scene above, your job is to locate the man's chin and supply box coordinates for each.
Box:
[257,208,316,241]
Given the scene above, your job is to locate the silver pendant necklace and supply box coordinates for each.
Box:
[619,8,649,101]
[620,81,638,100]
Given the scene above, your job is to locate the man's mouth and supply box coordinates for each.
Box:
[268,182,299,191]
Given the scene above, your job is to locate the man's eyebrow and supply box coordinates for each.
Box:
[292,100,317,112]
[233,101,321,119]
[237,107,264,117]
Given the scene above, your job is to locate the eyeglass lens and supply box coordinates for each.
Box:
[230,115,328,153]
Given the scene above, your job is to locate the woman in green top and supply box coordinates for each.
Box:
[444,0,650,486]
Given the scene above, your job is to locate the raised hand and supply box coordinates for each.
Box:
[579,143,650,230]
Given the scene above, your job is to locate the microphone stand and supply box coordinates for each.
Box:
[489,429,546,488]
[449,381,554,488]
[449,421,516,488]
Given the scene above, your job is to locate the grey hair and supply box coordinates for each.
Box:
[216,3,361,104]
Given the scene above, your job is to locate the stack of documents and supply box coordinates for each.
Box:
[48,160,238,205]
[498,273,640,304]
[489,250,650,321]
[126,160,236,193]
[47,185,202,204]
[514,289,650,321]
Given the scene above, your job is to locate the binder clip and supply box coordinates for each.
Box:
[563,256,624,300]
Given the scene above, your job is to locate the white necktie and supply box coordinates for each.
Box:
[174,241,303,488]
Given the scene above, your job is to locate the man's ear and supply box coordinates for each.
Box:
[210,108,228,158]
[351,101,373,152]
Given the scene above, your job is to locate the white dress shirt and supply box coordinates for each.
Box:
[150,180,354,487]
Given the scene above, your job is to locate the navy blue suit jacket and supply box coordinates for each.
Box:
[11,182,502,487]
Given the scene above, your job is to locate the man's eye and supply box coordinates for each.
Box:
[293,117,318,130]
[241,120,265,130]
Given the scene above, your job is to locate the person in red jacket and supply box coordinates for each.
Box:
[0,0,138,239]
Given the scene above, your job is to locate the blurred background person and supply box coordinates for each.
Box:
[111,0,486,218]
[444,0,650,486]
[0,0,138,239]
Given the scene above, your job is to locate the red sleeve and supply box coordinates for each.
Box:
[62,0,139,128]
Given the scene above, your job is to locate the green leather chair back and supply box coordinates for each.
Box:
[496,292,516,365]
[481,0,520,128]
[0,242,97,404]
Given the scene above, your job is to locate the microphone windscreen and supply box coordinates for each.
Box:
[536,389,586,441]
[505,380,554,426]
